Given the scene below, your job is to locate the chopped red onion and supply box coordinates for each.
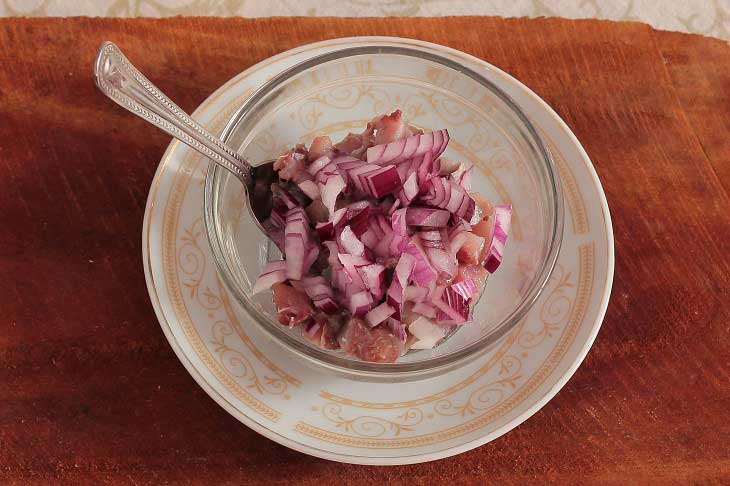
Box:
[252,260,288,295]
[406,207,450,227]
[338,253,369,290]
[359,228,379,250]
[433,287,470,324]
[408,317,446,349]
[349,163,381,193]
[397,171,419,207]
[387,253,416,320]
[314,162,342,185]
[297,180,320,200]
[373,231,395,258]
[284,207,309,280]
[262,219,285,253]
[451,278,478,300]
[270,207,286,228]
[307,155,332,177]
[358,263,386,300]
[323,241,341,268]
[389,208,410,255]
[387,198,401,216]
[349,290,374,316]
[421,177,476,221]
[484,204,512,273]
[301,276,339,314]
[417,151,438,186]
[404,285,428,302]
[366,129,449,166]
[346,202,370,236]
[412,302,437,319]
[303,245,319,275]
[339,225,365,256]
[316,221,334,240]
[388,318,407,342]
[364,165,401,198]
[260,113,510,362]
[365,302,395,327]
[319,174,346,215]
[403,234,438,286]
[454,165,473,191]
[426,247,457,278]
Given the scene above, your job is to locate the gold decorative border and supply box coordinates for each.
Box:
[161,91,290,422]
[163,166,280,421]
[318,320,523,409]
[549,139,589,234]
[218,280,302,388]
[294,242,594,448]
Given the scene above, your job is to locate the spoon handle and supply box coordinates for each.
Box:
[94,41,252,186]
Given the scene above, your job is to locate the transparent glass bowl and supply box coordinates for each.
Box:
[204,44,563,381]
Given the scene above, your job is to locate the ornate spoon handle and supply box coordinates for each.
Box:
[94,41,252,186]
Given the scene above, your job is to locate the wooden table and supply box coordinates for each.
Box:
[1,17,728,485]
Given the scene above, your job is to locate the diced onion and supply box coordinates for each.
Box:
[483,204,512,273]
[365,302,395,327]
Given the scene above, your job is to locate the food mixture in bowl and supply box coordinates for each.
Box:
[251,110,512,363]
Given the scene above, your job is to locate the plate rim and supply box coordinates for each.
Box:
[142,36,614,465]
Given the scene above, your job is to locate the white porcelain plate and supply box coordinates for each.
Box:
[143,37,614,465]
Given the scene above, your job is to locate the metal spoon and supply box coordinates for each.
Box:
[93,41,277,227]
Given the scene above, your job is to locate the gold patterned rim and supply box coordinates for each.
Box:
[143,37,613,464]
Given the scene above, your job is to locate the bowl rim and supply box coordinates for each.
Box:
[204,42,564,380]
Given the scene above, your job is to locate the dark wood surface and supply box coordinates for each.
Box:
[1,16,728,485]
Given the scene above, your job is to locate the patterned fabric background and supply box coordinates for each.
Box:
[0,1,726,40]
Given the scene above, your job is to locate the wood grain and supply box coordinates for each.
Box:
[0,17,728,485]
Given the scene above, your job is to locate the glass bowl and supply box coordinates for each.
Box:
[204,43,563,381]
